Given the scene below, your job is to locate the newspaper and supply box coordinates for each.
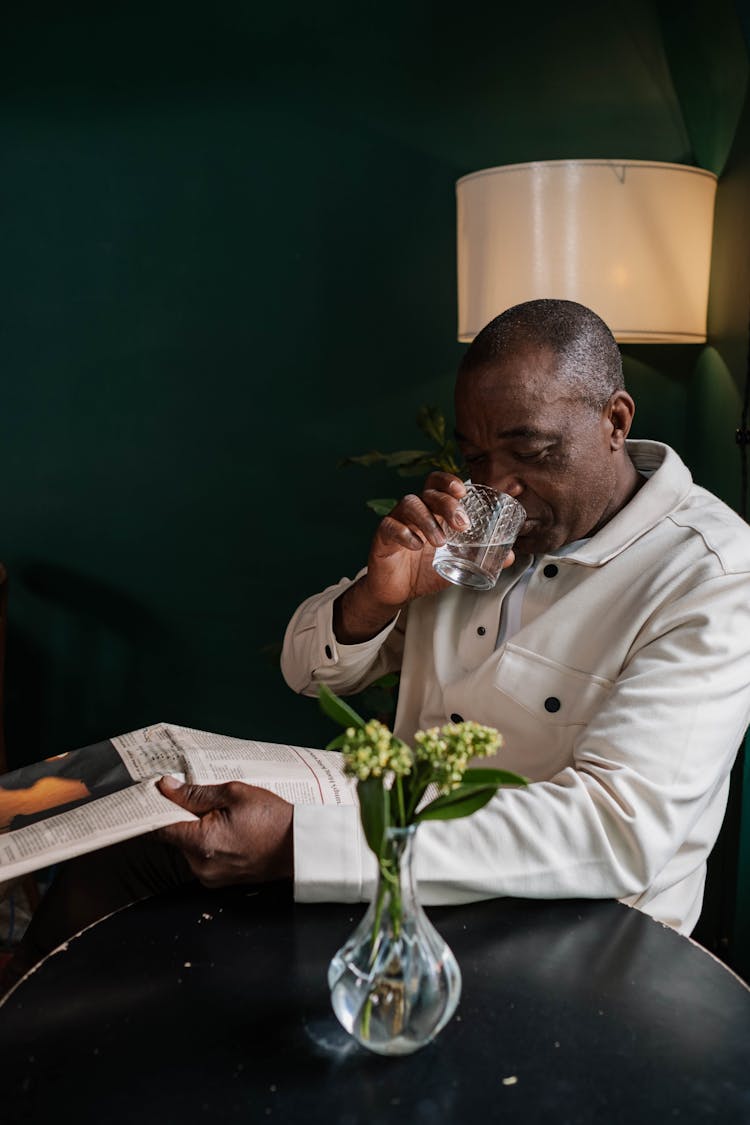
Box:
[0,722,357,885]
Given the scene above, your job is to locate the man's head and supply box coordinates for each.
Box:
[454,299,640,555]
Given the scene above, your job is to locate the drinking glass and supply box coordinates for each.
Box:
[432,483,526,591]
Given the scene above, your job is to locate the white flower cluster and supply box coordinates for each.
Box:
[413,721,503,793]
[341,720,413,781]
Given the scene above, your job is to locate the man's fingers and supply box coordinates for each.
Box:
[423,471,466,497]
[377,516,426,552]
[421,487,472,532]
[380,496,446,550]
[157,817,205,854]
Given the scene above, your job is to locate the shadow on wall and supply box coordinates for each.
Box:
[4,563,181,768]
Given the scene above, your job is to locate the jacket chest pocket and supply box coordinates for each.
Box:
[494,643,614,729]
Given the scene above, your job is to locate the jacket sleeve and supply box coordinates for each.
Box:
[293,570,750,933]
[280,570,406,698]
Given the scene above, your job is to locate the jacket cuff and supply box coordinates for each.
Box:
[293,804,376,902]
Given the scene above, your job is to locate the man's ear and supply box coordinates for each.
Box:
[606,390,636,450]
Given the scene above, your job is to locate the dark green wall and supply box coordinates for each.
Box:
[1,1,748,769]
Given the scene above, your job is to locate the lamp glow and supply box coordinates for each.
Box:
[456,159,718,344]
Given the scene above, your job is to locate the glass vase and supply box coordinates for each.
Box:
[328,824,462,1055]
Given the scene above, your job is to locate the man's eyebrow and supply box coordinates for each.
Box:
[454,426,560,442]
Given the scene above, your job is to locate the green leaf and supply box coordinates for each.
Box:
[415,785,499,822]
[380,449,434,468]
[324,732,347,750]
[415,769,528,821]
[373,672,400,689]
[317,684,366,730]
[338,451,389,469]
[395,457,440,477]
[416,405,446,445]
[341,449,435,472]
[357,777,389,857]
[437,444,463,476]
[366,498,397,515]
[462,768,529,788]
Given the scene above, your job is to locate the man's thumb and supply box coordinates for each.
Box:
[157,775,226,815]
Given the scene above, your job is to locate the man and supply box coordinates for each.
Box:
[278,298,750,933]
[4,298,749,993]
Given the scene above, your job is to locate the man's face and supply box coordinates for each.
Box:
[454,345,623,555]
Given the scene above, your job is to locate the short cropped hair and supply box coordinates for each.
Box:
[458,299,624,409]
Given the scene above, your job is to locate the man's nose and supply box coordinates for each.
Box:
[493,476,524,499]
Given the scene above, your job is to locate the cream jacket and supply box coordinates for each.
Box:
[281,441,750,933]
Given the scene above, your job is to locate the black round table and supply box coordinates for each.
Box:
[1,883,749,1124]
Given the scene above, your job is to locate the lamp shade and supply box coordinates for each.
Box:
[456,159,718,344]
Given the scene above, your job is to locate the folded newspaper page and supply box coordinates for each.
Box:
[0,723,357,885]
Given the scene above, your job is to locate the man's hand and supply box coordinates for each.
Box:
[155,776,294,887]
[334,471,515,643]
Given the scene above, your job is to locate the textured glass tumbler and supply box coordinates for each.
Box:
[432,483,526,591]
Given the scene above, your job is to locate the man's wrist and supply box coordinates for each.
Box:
[332,578,402,644]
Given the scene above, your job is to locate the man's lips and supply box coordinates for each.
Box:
[514,517,550,548]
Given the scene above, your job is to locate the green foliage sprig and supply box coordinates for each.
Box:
[339,405,462,516]
[318,684,528,861]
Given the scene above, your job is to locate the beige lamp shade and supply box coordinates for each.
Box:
[456,159,718,344]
